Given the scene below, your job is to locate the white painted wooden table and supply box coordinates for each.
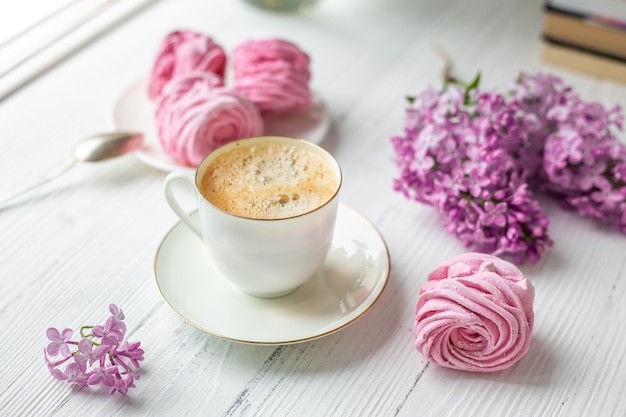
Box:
[1,0,626,415]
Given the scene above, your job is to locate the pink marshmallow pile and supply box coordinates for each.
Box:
[148,30,313,167]
[414,253,534,372]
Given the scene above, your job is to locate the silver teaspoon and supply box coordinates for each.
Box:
[0,131,144,207]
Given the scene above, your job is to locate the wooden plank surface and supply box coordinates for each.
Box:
[1,0,625,416]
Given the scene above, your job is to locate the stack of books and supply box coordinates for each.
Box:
[541,0,626,83]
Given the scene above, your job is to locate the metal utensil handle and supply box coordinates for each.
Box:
[0,158,77,208]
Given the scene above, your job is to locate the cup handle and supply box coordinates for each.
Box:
[163,172,203,239]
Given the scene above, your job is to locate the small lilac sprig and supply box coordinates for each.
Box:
[392,81,553,264]
[44,304,144,395]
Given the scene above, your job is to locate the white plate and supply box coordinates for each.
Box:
[113,78,331,174]
[154,203,390,345]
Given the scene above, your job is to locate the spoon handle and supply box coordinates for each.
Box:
[0,158,77,208]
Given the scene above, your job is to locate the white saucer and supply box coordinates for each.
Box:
[113,78,331,174]
[154,203,390,345]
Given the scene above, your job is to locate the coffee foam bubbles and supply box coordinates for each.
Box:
[199,142,339,219]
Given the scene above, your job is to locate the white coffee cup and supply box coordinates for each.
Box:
[163,136,342,298]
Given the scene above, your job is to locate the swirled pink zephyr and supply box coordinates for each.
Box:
[233,38,312,116]
[414,252,534,372]
[148,30,226,100]
[155,72,263,167]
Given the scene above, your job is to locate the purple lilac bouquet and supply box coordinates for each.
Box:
[392,76,552,263]
[392,71,626,263]
[44,304,144,395]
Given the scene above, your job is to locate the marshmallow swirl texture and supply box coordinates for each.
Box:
[155,73,264,167]
[414,253,534,372]
[233,39,312,116]
[148,30,226,100]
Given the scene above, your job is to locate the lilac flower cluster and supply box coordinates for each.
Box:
[392,72,626,263]
[515,74,626,232]
[44,304,144,395]
[392,80,552,263]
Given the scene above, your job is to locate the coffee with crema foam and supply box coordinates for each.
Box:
[198,141,340,219]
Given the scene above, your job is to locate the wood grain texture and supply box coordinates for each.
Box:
[1,0,625,416]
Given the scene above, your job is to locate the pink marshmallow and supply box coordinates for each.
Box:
[148,30,226,100]
[155,72,264,167]
[414,253,534,372]
[233,39,312,116]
